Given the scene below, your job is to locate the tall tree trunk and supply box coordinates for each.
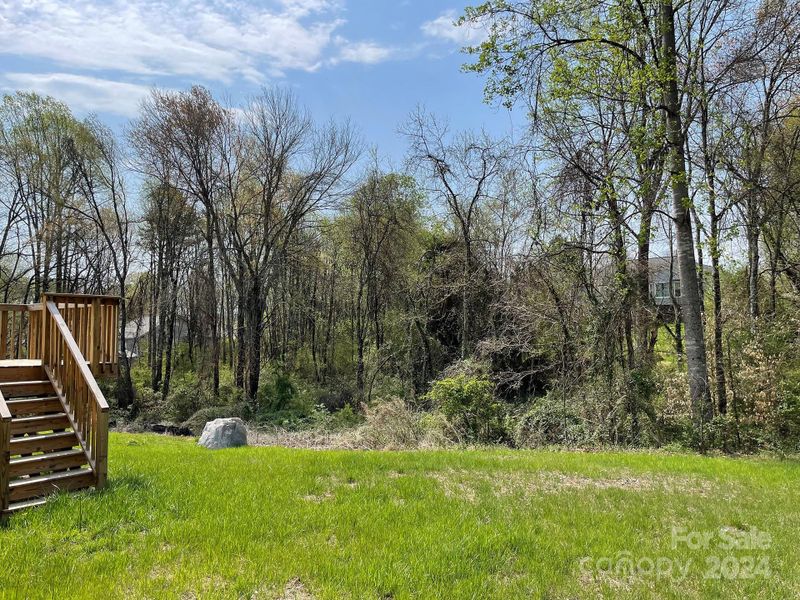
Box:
[662,0,713,432]
[635,202,655,367]
[709,201,727,415]
[225,273,235,369]
[767,245,778,318]
[747,218,760,321]
[162,272,179,401]
[701,97,728,415]
[310,271,320,382]
[692,205,705,300]
[608,192,635,371]
[323,262,337,381]
[355,273,366,399]
[245,280,265,403]
[235,262,245,388]
[708,177,728,415]
[413,319,432,393]
[205,213,220,396]
[235,296,245,389]
[153,268,169,393]
[461,239,472,360]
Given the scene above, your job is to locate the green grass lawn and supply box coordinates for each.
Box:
[1,434,798,599]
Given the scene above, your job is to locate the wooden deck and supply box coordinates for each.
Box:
[0,359,116,380]
[0,359,43,367]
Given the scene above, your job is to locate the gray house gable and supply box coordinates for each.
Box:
[123,313,190,359]
[648,257,682,306]
[646,256,712,306]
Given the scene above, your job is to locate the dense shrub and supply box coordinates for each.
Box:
[254,366,322,428]
[357,397,449,449]
[424,372,506,443]
[97,376,118,406]
[167,372,215,423]
[132,387,164,427]
[514,392,588,447]
[357,398,421,448]
[774,385,800,452]
[310,403,363,431]
[257,367,296,412]
[316,384,354,412]
[117,305,800,456]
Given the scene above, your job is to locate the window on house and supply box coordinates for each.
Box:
[672,281,681,297]
[655,282,668,298]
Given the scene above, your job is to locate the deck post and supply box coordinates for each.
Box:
[1,398,11,516]
[95,409,109,489]
[91,298,101,376]
[27,307,34,361]
[28,304,42,361]
[0,310,7,361]
[40,294,49,363]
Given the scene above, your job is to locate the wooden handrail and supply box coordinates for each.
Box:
[46,302,109,411]
[43,300,109,488]
[44,292,121,301]
[0,390,10,515]
[0,303,41,311]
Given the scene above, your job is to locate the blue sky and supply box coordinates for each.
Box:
[0,0,520,162]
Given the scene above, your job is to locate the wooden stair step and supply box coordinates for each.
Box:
[10,431,79,455]
[0,365,46,383]
[0,380,54,398]
[2,497,49,515]
[5,396,63,417]
[9,449,88,477]
[10,413,71,436]
[9,469,95,502]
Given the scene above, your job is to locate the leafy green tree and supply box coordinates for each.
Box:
[460,0,714,435]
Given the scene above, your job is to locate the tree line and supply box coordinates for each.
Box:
[0,0,798,449]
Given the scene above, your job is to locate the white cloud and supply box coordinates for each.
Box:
[0,73,153,117]
[334,39,394,65]
[0,0,390,84]
[421,9,487,46]
[279,0,339,18]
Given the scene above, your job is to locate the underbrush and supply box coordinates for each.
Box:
[118,334,800,455]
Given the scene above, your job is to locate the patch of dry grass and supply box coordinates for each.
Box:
[428,468,725,501]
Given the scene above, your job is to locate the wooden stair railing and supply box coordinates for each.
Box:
[43,293,120,377]
[0,302,44,360]
[0,296,119,371]
[42,300,109,489]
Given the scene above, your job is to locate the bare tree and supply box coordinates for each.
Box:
[130,86,226,396]
[212,88,359,401]
[403,109,509,358]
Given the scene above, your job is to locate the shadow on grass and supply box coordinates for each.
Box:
[105,472,153,493]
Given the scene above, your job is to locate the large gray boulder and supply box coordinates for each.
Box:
[198,417,248,449]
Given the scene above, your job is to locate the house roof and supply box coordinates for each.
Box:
[124,314,151,340]
[124,313,190,340]
[647,256,713,276]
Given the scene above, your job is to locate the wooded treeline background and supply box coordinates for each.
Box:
[1,0,799,451]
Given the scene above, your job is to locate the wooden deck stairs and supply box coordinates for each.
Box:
[1,294,119,517]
